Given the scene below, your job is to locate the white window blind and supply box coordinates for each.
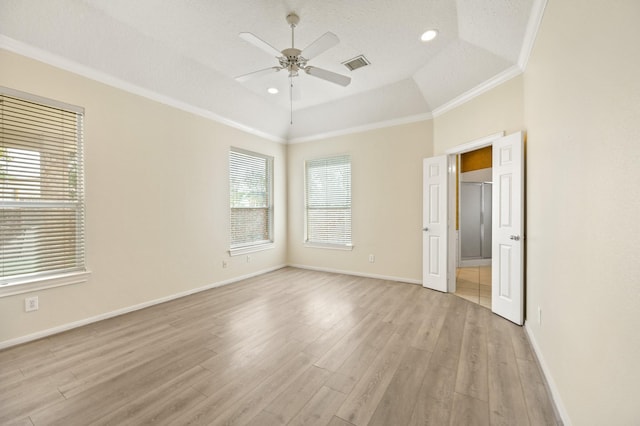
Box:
[305,155,352,247]
[0,88,85,285]
[229,148,273,249]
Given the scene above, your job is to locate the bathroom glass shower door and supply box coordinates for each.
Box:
[460,182,492,263]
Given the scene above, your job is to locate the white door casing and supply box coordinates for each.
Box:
[423,131,524,324]
[422,156,448,292]
[491,131,524,325]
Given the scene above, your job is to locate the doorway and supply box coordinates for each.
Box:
[455,147,493,308]
[422,131,524,325]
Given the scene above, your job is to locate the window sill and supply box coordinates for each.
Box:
[304,242,354,251]
[0,271,91,298]
[229,242,275,256]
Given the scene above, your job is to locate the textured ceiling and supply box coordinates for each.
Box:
[0,0,540,141]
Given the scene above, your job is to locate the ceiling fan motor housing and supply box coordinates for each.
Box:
[280,47,307,76]
[282,47,302,59]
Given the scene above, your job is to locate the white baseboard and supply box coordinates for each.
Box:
[288,263,422,285]
[524,321,572,425]
[1,264,418,350]
[1,264,571,426]
[0,264,287,350]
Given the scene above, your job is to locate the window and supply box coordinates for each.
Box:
[305,155,352,248]
[1,88,86,287]
[229,148,273,253]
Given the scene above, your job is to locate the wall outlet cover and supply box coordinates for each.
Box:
[25,296,39,312]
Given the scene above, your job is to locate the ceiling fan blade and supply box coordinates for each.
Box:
[235,67,282,82]
[305,66,351,87]
[301,32,339,60]
[239,32,282,58]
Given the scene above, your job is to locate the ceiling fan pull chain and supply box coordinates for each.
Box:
[290,76,294,125]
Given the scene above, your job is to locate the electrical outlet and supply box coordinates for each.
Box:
[368,254,375,263]
[25,296,39,312]
[538,306,542,325]
[222,260,228,268]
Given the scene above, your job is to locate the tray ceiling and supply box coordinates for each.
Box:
[0,0,542,141]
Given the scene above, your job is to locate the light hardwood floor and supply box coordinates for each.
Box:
[0,267,559,425]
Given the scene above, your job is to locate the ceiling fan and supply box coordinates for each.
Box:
[235,12,351,123]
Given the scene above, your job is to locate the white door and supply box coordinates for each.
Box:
[423,156,448,292]
[491,132,524,325]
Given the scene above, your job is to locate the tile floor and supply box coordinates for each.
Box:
[455,265,492,309]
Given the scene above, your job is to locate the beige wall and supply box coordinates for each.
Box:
[4,2,640,421]
[523,1,640,424]
[287,121,433,282]
[0,50,287,344]
[433,74,524,154]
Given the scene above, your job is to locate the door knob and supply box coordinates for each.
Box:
[423,227,429,231]
[510,235,520,241]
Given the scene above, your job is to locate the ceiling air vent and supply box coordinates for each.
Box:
[342,55,370,71]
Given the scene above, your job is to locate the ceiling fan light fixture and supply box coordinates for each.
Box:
[420,29,438,42]
[267,87,279,94]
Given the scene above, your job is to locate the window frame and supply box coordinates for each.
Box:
[228,147,274,256]
[304,154,353,250]
[0,86,89,297]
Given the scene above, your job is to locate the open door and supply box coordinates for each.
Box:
[423,156,448,292]
[491,132,524,324]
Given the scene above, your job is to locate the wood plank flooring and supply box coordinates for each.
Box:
[0,267,560,425]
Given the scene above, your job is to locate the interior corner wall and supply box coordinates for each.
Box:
[523,0,640,424]
[286,120,433,283]
[433,74,525,154]
[0,49,288,345]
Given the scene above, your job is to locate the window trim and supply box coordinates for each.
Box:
[304,154,352,249]
[0,271,90,298]
[303,241,354,251]
[228,147,274,253]
[0,86,83,115]
[228,242,275,257]
[0,86,87,291]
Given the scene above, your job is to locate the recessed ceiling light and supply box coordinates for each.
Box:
[420,29,438,42]
[267,87,279,94]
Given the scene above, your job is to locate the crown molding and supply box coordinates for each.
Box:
[287,112,432,144]
[2,0,548,145]
[432,65,523,118]
[519,0,549,70]
[0,35,285,143]
[431,0,547,119]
